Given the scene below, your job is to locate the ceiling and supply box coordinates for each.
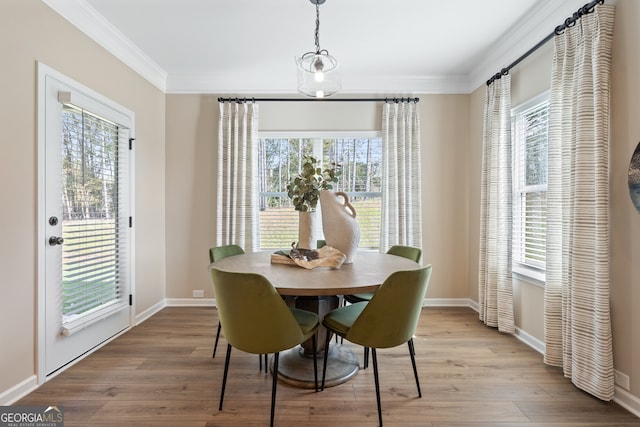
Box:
[44,0,588,95]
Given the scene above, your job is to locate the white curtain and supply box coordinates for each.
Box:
[544,5,615,401]
[216,101,259,252]
[478,75,515,334]
[381,101,422,250]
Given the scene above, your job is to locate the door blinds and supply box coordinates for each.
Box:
[60,103,130,335]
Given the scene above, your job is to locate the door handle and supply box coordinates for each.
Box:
[49,236,64,246]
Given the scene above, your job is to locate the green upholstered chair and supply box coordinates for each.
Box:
[210,268,320,427]
[344,245,422,304]
[321,265,432,427]
[208,244,245,359]
[343,245,422,367]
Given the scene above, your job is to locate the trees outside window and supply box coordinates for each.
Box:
[512,93,549,281]
[258,135,382,250]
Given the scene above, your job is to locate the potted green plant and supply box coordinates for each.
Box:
[287,156,340,249]
[286,156,340,212]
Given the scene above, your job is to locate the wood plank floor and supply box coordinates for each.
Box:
[17,307,640,426]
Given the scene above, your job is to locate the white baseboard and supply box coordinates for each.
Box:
[135,299,166,325]
[424,297,478,309]
[514,326,545,355]
[614,386,640,418]
[0,375,38,406]
[166,297,476,308]
[165,298,215,307]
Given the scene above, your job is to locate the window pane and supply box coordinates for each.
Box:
[258,137,382,250]
[512,96,549,273]
[61,105,124,320]
[524,105,548,187]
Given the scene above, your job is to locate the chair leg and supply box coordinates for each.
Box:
[410,334,416,356]
[264,354,268,373]
[270,352,279,427]
[312,333,318,392]
[219,344,232,410]
[408,339,422,398]
[321,327,332,391]
[212,322,222,358]
[363,347,369,369]
[371,348,383,427]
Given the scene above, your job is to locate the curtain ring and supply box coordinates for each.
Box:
[565,15,577,28]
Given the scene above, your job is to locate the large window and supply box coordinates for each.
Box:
[512,93,549,281]
[258,133,382,250]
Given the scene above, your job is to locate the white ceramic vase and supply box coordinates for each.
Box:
[319,190,360,263]
[298,210,320,249]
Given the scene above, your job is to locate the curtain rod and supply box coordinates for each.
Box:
[217,97,419,103]
[486,0,605,86]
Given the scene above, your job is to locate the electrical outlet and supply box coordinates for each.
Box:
[192,290,204,298]
[614,369,630,391]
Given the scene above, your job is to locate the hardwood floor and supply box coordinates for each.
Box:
[17,307,640,426]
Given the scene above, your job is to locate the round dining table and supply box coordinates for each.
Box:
[209,250,420,388]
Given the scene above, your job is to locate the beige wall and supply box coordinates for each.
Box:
[0,0,166,395]
[468,0,640,397]
[610,0,640,396]
[165,95,470,301]
[2,0,639,410]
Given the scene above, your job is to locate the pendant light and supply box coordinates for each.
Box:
[296,0,340,98]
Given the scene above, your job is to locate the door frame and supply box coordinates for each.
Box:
[36,62,136,383]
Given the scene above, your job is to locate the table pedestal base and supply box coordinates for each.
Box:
[274,344,359,389]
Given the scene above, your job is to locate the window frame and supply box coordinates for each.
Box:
[511,92,549,285]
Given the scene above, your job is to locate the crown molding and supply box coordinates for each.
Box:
[42,0,167,92]
[466,0,596,92]
[165,71,471,95]
[43,0,601,95]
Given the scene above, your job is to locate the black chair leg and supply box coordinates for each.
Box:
[270,352,279,427]
[312,333,318,392]
[363,347,369,369]
[408,339,422,398]
[212,322,222,358]
[321,327,332,390]
[263,354,268,373]
[371,348,383,427]
[219,344,232,410]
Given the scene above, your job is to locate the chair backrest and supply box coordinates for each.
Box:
[209,244,245,263]
[346,265,432,349]
[210,268,304,354]
[386,245,422,263]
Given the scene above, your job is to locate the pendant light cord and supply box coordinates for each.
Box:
[314,2,321,54]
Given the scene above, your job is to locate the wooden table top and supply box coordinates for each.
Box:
[209,250,420,296]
